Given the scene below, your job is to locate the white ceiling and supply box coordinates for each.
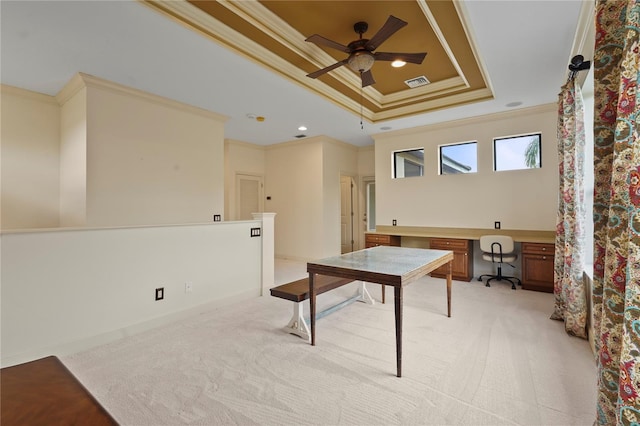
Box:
[1,1,589,147]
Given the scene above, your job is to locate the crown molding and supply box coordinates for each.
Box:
[266,135,325,151]
[142,0,374,120]
[264,134,357,151]
[142,0,488,124]
[373,102,556,140]
[323,135,359,151]
[453,1,495,101]
[380,76,467,106]
[1,84,58,104]
[358,145,375,153]
[219,1,383,100]
[55,73,86,106]
[373,87,493,121]
[417,0,468,86]
[225,139,267,150]
[56,72,228,122]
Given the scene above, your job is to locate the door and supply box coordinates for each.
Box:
[236,174,263,220]
[340,176,354,253]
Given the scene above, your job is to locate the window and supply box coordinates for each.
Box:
[439,142,477,174]
[393,148,424,178]
[493,133,542,171]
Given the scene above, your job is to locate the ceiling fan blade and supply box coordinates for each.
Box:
[361,70,375,87]
[306,59,349,79]
[305,34,351,53]
[365,15,407,51]
[374,51,427,64]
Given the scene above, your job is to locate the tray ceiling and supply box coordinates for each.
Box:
[145,0,492,123]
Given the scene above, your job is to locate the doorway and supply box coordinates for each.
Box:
[363,177,376,233]
[236,174,264,220]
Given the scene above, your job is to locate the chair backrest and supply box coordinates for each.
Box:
[479,235,515,254]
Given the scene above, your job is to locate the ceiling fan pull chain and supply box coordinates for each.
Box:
[360,85,364,130]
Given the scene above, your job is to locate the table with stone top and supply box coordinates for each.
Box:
[307,245,454,377]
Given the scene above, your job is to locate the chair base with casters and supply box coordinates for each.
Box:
[478,266,522,290]
[478,235,522,290]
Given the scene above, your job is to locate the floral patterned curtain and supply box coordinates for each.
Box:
[551,78,587,338]
[592,0,640,424]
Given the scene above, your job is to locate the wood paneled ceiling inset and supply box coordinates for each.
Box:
[145,0,493,123]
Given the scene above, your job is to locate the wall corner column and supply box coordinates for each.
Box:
[252,212,276,296]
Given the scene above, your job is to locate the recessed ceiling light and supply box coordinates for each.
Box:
[506,101,523,108]
[298,125,307,131]
[391,60,406,68]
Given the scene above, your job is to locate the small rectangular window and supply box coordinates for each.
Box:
[494,133,541,171]
[439,142,477,175]
[393,148,424,178]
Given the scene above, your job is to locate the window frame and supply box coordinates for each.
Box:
[438,141,478,175]
[392,148,424,179]
[493,132,542,172]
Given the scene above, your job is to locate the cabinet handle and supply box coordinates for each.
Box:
[542,256,546,260]
[542,247,546,251]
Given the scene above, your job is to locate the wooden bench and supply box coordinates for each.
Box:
[1,356,117,425]
[270,275,374,341]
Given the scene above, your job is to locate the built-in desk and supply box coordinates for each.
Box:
[367,226,555,292]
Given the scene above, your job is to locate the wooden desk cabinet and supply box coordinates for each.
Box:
[365,233,400,248]
[429,238,474,281]
[521,242,554,293]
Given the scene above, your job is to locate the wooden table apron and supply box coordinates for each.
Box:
[307,246,454,378]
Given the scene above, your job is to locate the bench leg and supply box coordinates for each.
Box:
[284,302,311,342]
[356,282,375,305]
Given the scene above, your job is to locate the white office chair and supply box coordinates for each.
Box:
[477,235,521,290]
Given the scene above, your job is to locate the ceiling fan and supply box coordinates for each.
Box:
[305,15,427,88]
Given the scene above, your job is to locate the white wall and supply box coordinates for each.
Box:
[373,104,558,231]
[59,85,88,227]
[323,139,358,256]
[0,221,262,367]
[1,86,61,229]
[265,138,324,260]
[83,78,226,227]
[2,74,228,230]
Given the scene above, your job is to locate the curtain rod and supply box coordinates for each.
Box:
[568,54,591,81]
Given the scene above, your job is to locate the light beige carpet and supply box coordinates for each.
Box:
[64,272,595,425]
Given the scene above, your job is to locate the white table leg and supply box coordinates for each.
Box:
[284,301,311,342]
[356,282,375,305]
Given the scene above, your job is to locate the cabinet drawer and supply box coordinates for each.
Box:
[522,242,554,255]
[365,234,400,246]
[430,238,469,251]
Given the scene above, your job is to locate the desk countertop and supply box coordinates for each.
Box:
[370,226,555,244]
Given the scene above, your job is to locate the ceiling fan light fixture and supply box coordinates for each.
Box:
[347,51,375,73]
[391,59,406,68]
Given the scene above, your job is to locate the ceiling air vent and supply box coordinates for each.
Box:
[404,76,430,88]
[295,134,307,139]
